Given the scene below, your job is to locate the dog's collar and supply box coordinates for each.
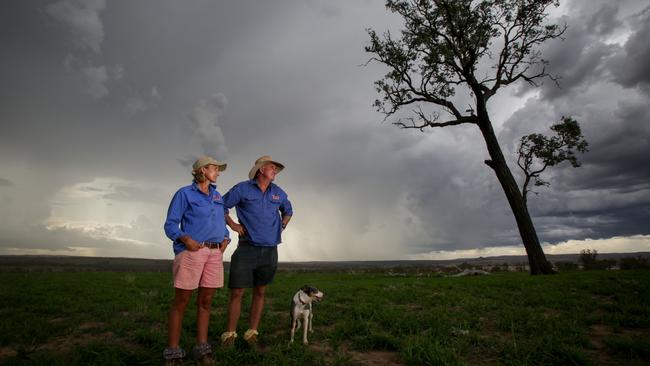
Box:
[298,291,308,305]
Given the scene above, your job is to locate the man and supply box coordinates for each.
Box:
[220,155,293,348]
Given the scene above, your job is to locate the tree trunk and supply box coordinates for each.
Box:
[476,108,555,275]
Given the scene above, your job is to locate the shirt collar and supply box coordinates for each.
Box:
[191,182,217,194]
[249,178,273,192]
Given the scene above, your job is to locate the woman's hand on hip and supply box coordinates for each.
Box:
[179,235,201,251]
[219,238,229,254]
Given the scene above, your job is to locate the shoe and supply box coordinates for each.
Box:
[243,329,258,350]
[193,343,214,365]
[163,347,186,366]
[220,331,237,348]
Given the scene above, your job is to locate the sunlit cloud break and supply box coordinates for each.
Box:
[408,235,650,261]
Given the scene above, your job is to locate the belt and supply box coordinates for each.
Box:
[237,239,256,247]
[237,240,276,248]
[200,241,221,249]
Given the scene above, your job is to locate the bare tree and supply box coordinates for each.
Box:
[366,0,568,274]
[517,116,588,208]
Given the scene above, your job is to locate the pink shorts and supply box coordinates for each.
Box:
[172,247,224,290]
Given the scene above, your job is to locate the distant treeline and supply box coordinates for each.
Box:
[575,249,650,270]
[0,256,174,273]
[1,252,648,273]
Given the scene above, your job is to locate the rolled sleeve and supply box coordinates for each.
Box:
[280,196,293,216]
[223,185,241,209]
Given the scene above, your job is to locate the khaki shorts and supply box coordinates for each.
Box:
[172,247,224,290]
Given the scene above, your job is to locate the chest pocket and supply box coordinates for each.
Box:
[268,195,282,206]
[189,199,212,216]
[243,194,261,203]
[190,199,210,207]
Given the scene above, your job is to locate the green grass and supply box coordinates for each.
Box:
[0,270,648,365]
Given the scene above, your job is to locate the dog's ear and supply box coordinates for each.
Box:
[304,285,319,295]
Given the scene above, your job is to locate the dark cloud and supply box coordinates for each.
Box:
[586,4,623,35]
[499,68,650,245]
[514,1,650,101]
[0,178,12,187]
[531,21,616,100]
[560,99,650,189]
[607,6,650,90]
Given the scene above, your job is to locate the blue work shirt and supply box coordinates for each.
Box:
[164,182,229,255]
[223,179,293,247]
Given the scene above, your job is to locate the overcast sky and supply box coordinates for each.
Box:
[1,0,648,261]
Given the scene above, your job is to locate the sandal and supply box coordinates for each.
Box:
[220,331,237,348]
[243,329,259,349]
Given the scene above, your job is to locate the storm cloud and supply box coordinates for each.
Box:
[1,0,648,260]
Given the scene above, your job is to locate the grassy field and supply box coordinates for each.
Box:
[0,270,648,365]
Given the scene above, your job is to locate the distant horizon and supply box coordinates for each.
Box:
[3,234,649,262]
[2,249,648,263]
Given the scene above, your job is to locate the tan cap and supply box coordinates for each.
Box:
[248,155,284,180]
[193,156,227,171]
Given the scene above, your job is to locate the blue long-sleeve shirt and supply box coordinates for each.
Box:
[164,183,229,255]
[223,179,293,247]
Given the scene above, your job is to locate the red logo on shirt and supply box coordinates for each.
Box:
[214,194,221,201]
[272,194,280,201]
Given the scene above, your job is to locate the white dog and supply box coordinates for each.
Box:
[289,285,324,345]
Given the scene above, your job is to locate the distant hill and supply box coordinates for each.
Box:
[1,252,648,273]
[0,255,173,272]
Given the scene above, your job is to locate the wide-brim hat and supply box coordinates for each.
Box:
[248,155,285,180]
[193,155,227,171]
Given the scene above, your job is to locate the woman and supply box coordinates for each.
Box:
[163,156,230,365]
